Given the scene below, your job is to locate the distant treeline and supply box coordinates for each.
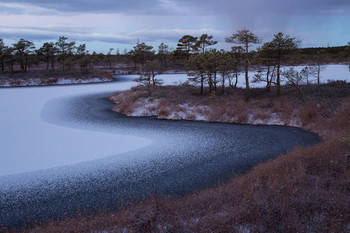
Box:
[0,36,131,73]
[0,33,349,75]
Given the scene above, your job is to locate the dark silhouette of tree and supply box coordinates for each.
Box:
[311,49,327,87]
[0,39,8,72]
[254,45,278,92]
[157,42,170,70]
[3,47,14,73]
[229,46,244,89]
[196,34,217,54]
[134,60,162,95]
[226,29,260,101]
[56,36,76,71]
[90,51,104,69]
[104,48,114,69]
[129,42,155,69]
[282,67,304,101]
[37,42,57,70]
[12,39,35,73]
[217,50,237,95]
[176,35,198,63]
[186,53,206,95]
[204,49,220,95]
[262,32,298,96]
[76,44,90,72]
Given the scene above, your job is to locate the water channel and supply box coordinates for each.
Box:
[0,75,319,229]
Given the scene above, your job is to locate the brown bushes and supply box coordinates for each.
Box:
[299,102,319,126]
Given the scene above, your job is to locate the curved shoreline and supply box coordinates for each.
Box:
[0,92,320,230]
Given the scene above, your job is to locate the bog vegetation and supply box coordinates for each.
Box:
[24,80,350,233]
[2,29,350,232]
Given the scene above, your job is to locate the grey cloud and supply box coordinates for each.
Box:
[0,24,227,45]
[131,28,225,41]
[187,0,350,15]
[0,25,133,44]
[2,0,350,16]
[1,0,349,48]
[0,2,60,15]
[2,0,349,27]
[0,0,187,15]
[0,25,225,45]
[2,0,350,25]
[187,0,350,40]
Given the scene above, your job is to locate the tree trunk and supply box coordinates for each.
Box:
[266,65,270,92]
[268,65,276,92]
[214,71,217,95]
[245,43,250,101]
[234,71,239,89]
[20,57,25,73]
[10,61,14,74]
[276,51,281,97]
[209,74,212,94]
[62,56,66,71]
[151,69,156,85]
[317,64,320,87]
[51,59,55,70]
[46,56,50,70]
[148,75,151,96]
[0,58,4,72]
[290,79,304,102]
[200,74,204,95]
[221,72,225,96]
[24,57,28,72]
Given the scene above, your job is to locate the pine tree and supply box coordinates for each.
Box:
[262,32,298,96]
[226,29,260,101]
[12,39,35,72]
[196,34,217,54]
[176,35,198,62]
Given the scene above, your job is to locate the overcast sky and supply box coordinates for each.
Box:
[1,0,349,53]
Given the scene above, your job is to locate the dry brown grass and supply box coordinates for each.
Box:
[20,83,350,232]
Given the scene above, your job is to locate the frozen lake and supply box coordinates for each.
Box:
[0,74,189,177]
[0,64,347,228]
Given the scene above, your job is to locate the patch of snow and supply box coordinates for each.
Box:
[236,225,253,233]
[252,118,265,125]
[266,113,284,125]
[191,218,200,223]
[194,114,207,121]
[128,98,160,116]
[120,64,349,89]
[289,110,302,127]
[247,114,254,123]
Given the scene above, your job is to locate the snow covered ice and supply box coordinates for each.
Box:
[0,77,150,176]
[0,64,347,229]
[0,64,348,177]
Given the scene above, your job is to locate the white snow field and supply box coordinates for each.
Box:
[248,64,350,88]
[0,79,150,177]
[0,64,348,177]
